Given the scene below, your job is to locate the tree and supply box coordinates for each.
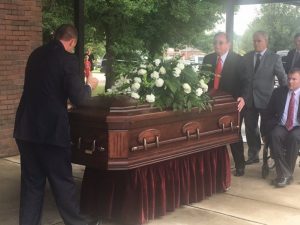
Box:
[85,0,224,89]
[241,4,300,53]
[42,0,224,89]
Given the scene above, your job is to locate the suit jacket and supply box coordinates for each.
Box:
[243,49,287,109]
[202,51,249,100]
[283,49,300,74]
[14,40,91,147]
[265,86,300,134]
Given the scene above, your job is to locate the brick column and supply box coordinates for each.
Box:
[0,0,42,157]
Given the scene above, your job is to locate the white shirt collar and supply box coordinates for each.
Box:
[256,48,267,57]
[219,51,229,64]
[290,88,300,95]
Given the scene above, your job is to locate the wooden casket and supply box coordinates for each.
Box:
[69,92,241,170]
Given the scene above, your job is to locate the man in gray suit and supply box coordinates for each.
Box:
[244,30,287,165]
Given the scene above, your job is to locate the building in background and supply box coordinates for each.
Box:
[0,0,42,157]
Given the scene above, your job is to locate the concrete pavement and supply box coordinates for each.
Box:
[1,147,300,225]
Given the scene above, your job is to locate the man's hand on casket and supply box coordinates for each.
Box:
[237,97,245,112]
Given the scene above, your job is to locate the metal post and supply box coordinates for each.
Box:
[226,0,234,48]
[74,0,84,78]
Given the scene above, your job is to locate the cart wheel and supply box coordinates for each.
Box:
[262,164,269,179]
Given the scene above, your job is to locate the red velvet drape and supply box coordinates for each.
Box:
[80,146,231,225]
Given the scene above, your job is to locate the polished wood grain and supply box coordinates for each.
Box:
[69,91,241,170]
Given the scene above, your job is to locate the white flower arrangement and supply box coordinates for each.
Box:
[107,57,212,111]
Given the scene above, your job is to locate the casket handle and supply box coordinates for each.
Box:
[84,139,96,155]
[182,121,202,140]
[143,138,148,151]
[221,121,234,132]
[142,136,160,150]
[186,130,190,140]
[156,136,160,148]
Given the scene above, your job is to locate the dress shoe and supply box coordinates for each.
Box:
[245,158,259,165]
[234,168,245,176]
[274,176,293,187]
[272,176,293,186]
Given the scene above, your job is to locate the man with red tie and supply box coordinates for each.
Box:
[202,32,250,176]
[266,68,300,187]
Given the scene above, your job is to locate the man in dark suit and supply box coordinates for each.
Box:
[283,33,300,74]
[243,31,287,165]
[14,24,98,225]
[202,32,249,176]
[266,68,300,187]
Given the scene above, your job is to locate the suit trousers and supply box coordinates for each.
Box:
[230,108,245,169]
[269,125,300,178]
[244,106,268,160]
[16,139,86,225]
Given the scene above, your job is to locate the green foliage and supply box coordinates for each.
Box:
[42,0,74,42]
[241,4,300,52]
[42,0,223,88]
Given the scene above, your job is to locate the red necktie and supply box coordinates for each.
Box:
[285,91,295,131]
[214,56,222,90]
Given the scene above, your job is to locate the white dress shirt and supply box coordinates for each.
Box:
[281,88,300,127]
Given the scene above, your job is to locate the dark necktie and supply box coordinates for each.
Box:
[214,56,222,90]
[292,51,300,68]
[285,91,295,131]
[254,53,261,73]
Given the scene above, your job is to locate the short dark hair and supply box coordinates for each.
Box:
[214,32,230,43]
[294,33,300,40]
[253,30,269,42]
[289,67,300,75]
[54,24,78,41]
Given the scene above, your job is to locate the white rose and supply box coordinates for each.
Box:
[173,67,181,77]
[131,82,140,91]
[150,71,159,79]
[134,77,142,83]
[199,79,205,85]
[138,69,147,76]
[182,83,191,94]
[159,66,166,75]
[146,94,155,103]
[202,84,208,92]
[131,92,140,99]
[199,79,208,92]
[155,78,164,87]
[177,62,185,70]
[154,59,161,67]
[196,88,203,97]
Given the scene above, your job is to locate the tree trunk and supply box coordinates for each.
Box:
[104,25,115,91]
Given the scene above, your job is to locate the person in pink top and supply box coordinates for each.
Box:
[84,54,91,80]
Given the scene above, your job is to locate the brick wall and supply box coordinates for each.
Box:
[0,0,42,157]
